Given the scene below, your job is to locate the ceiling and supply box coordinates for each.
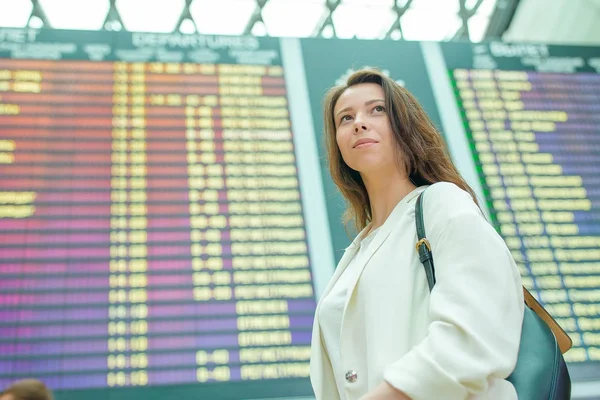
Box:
[503,0,600,45]
[0,0,498,42]
[0,0,597,45]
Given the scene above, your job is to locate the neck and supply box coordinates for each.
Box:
[361,168,417,231]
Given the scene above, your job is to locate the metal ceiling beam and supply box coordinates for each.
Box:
[103,0,125,31]
[455,0,485,39]
[316,0,341,37]
[484,0,522,39]
[243,0,268,35]
[385,0,414,39]
[175,0,198,33]
[29,0,51,28]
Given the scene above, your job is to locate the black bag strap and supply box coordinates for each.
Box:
[415,191,436,291]
[415,189,573,354]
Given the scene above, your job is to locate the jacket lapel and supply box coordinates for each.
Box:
[310,233,364,400]
[338,223,393,324]
[310,186,428,398]
[317,233,363,302]
[339,186,427,325]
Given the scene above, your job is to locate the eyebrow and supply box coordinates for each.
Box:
[335,99,385,118]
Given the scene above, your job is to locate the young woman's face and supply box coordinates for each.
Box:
[333,83,397,174]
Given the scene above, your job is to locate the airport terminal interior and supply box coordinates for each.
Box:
[0,0,599,399]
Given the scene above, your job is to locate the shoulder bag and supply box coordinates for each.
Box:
[414,191,572,399]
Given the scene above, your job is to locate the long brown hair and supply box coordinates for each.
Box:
[323,68,479,232]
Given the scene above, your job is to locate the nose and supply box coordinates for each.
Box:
[354,121,368,133]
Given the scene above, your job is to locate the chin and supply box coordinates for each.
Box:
[348,162,384,175]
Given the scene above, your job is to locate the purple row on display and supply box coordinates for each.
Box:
[0,314,315,341]
[0,330,312,357]
[0,362,308,390]
[0,299,316,323]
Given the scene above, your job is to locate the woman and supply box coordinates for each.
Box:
[310,69,524,400]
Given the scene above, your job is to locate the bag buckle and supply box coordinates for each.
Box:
[415,238,431,252]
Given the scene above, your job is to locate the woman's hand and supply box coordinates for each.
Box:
[359,381,412,400]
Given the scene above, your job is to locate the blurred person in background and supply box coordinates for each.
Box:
[309,69,524,400]
[0,379,53,400]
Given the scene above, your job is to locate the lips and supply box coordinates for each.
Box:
[353,138,379,148]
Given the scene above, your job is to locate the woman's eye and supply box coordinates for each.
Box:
[374,105,385,112]
[340,115,352,123]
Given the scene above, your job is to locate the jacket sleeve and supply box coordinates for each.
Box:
[383,182,525,399]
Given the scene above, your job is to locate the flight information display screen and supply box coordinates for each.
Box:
[0,29,316,396]
[442,42,600,373]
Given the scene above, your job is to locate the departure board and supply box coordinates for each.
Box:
[442,42,600,376]
[0,29,319,398]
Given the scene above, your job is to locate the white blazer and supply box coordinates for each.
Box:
[310,183,525,400]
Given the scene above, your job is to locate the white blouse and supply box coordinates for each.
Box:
[317,227,380,399]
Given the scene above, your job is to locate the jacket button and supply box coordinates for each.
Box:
[345,370,358,383]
